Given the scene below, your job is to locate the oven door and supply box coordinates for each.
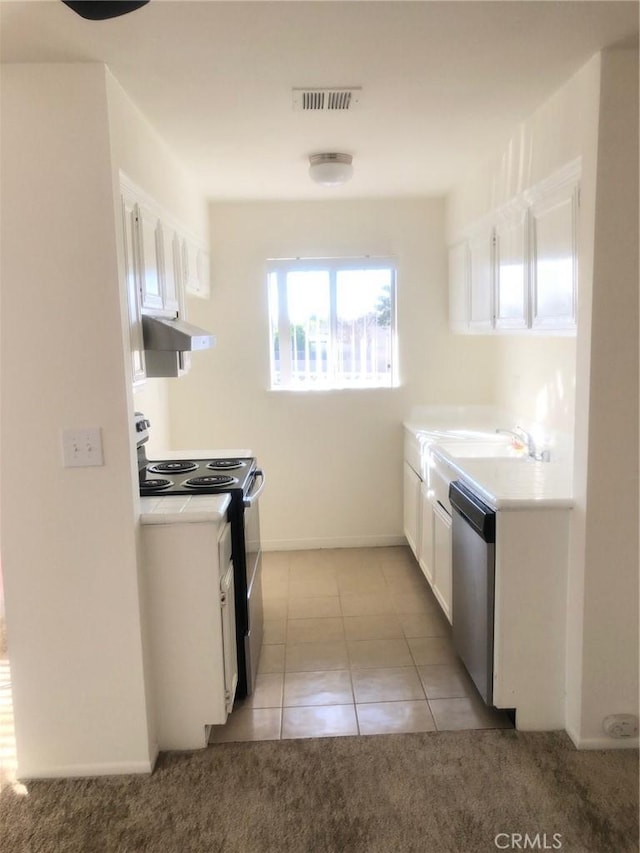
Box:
[242,469,265,695]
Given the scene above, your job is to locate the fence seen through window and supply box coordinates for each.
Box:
[267,258,397,390]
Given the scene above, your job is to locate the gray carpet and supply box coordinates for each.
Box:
[0,730,637,853]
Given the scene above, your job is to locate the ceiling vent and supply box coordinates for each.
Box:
[293,87,362,112]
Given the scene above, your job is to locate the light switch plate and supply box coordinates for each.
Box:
[62,427,104,467]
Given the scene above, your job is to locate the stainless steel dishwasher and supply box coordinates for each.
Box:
[449,480,496,705]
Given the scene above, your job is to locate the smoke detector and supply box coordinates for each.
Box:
[293,87,362,112]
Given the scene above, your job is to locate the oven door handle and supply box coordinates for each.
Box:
[244,469,265,507]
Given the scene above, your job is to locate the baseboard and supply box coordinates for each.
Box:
[566,724,639,750]
[17,757,156,781]
[263,534,407,551]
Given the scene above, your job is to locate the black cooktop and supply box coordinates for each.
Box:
[139,457,255,496]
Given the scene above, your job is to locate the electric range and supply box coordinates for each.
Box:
[135,412,265,700]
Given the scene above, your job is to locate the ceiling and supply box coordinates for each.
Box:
[1,0,638,200]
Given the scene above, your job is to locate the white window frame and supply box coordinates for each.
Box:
[267,257,398,391]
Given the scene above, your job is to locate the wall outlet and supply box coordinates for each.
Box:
[62,427,104,468]
[603,714,639,739]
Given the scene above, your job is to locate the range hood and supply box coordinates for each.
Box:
[142,315,215,352]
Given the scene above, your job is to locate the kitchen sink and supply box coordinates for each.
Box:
[441,430,511,441]
[436,440,527,460]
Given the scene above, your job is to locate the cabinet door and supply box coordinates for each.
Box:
[418,484,435,584]
[180,239,210,299]
[468,226,495,330]
[196,249,211,298]
[433,503,452,624]
[495,206,529,329]
[136,204,164,312]
[530,183,578,330]
[403,462,421,560]
[121,194,146,385]
[158,223,180,315]
[181,237,199,295]
[448,242,469,333]
[220,561,238,713]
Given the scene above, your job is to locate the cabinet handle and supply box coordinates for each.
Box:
[220,592,227,605]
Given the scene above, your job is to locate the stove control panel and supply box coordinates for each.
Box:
[134,411,150,447]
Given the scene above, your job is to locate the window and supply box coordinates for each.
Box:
[267,258,397,390]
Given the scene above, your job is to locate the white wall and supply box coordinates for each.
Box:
[167,199,498,548]
[105,68,210,764]
[569,48,638,747]
[0,62,210,779]
[492,338,576,441]
[446,57,604,441]
[446,50,639,747]
[105,70,208,455]
[0,64,153,777]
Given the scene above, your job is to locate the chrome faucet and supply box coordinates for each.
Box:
[496,427,550,462]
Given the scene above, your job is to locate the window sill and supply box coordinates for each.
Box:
[267,384,401,394]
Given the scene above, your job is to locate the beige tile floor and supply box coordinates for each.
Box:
[209,546,512,743]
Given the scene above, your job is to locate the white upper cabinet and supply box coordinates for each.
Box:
[118,173,210,384]
[120,172,209,316]
[448,160,580,336]
[158,223,180,315]
[494,203,529,330]
[467,224,495,331]
[136,203,164,312]
[529,180,578,331]
[196,249,211,299]
[182,237,211,299]
[448,241,469,333]
[121,193,146,386]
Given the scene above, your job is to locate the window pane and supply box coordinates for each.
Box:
[287,271,330,386]
[267,259,396,391]
[336,269,393,387]
[267,272,280,386]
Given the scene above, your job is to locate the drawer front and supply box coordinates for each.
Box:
[430,464,453,515]
[404,431,423,478]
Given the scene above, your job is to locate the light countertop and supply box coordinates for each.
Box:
[404,408,573,510]
[430,446,573,510]
[140,493,231,525]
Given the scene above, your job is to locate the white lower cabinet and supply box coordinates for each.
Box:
[418,483,434,584]
[417,483,452,625]
[403,461,421,560]
[432,502,452,623]
[141,519,237,750]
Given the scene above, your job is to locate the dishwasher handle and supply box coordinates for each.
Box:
[449,480,496,543]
